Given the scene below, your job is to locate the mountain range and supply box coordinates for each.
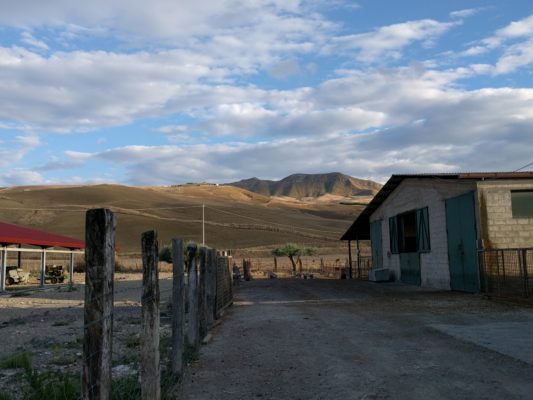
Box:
[226,172,381,199]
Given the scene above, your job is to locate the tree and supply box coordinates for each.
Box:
[272,243,317,273]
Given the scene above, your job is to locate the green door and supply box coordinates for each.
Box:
[445,191,479,292]
[370,220,383,269]
[400,252,421,285]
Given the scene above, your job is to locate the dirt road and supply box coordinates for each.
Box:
[180,279,533,400]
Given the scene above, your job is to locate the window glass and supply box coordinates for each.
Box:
[511,190,533,218]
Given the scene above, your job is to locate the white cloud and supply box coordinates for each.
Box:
[20,31,49,50]
[328,19,456,62]
[449,8,481,19]
[1,169,45,186]
[43,73,533,184]
[462,14,533,74]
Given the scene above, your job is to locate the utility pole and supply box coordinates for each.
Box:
[202,204,205,246]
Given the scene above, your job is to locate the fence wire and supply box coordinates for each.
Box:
[479,248,532,302]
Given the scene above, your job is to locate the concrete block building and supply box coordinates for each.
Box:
[341,172,533,292]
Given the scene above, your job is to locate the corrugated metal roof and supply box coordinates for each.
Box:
[341,172,533,241]
[0,221,84,249]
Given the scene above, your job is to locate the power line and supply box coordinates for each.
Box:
[514,161,533,172]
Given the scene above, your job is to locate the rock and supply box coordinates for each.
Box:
[112,364,137,378]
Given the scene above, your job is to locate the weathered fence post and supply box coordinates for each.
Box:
[40,248,47,287]
[140,230,160,400]
[0,248,6,292]
[69,252,75,288]
[82,209,116,400]
[171,238,184,379]
[186,243,199,355]
[243,259,252,281]
[274,257,278,272]
[206,249,217,328]
[198,247,208,340]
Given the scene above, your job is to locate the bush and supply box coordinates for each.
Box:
[159,245,172,263]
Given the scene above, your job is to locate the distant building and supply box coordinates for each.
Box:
[341,172,533,292]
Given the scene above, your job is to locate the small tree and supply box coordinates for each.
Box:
[272,243,317,273]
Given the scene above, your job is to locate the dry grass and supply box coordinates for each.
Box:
[0,184,366,254]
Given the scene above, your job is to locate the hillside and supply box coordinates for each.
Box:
[0,183,367,255]
[227,172,381,199]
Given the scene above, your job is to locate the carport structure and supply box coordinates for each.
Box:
[0,221,84,292]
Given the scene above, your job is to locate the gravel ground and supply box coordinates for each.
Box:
[180,279,533,400]
[0,273,174,398]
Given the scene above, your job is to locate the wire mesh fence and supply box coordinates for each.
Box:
[478,248,532,302]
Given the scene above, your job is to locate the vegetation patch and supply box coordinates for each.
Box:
[0,352,32,370]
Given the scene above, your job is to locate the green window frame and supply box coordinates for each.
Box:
[389,206,431,254]
[416,207,430,252]
[389,216,399,254]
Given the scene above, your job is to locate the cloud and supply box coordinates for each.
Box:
[43,72,533,185]
[328,19,456,62]
[449,8,481,19]
[0,134,41,167]
[0,0,333,50]
[0,169,45,186]
[20,31,49,50]
[268,59,302,79]
[462,14,533,74]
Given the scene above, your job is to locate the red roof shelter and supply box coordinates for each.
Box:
[0,221,84,249]
[0,221,84,292]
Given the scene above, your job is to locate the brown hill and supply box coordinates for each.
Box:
[227,172,381,199]
[0,183,368,255]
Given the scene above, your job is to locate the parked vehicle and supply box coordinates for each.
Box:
[45,265,65,284]
[5,266,30,285]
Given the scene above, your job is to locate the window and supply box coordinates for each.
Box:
[389,207,430,253]
[511,190,533,218]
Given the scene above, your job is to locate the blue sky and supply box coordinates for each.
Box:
[0,0,532,185]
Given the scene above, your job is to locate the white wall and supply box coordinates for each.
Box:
[370,179,476,290]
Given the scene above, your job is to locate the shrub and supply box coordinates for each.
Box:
[159,245,172,263]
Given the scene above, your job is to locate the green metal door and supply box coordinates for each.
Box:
[370,220,383,269]
[400,252,421,285]
[445,191,479,292]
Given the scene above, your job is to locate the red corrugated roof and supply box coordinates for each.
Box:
[0,221,84,249]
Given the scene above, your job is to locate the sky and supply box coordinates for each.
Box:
[0,0,532,186]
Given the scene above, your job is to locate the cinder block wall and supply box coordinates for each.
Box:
[477,180,533,249]
[370,179,476,290]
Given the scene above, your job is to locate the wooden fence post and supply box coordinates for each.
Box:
[186,243,199,355]
[0,248,6,293]
[140,230,160,400]
[274,257,277,272]
[40,248,46,288]
[171,238,184,379]
[206,249,217,328]
[243,259,252,281]
[198,247,208,340]
[82,209,116,400]
[69,252,75,287]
